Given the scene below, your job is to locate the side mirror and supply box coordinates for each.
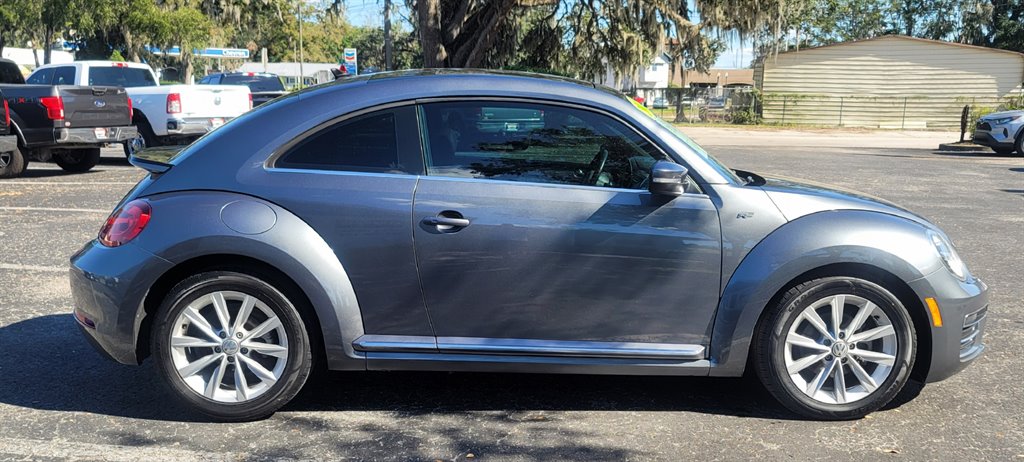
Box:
[649,160,689,196]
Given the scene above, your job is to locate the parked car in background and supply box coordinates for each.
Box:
[28,61,251,158]
[652,97,669,109]
[71,70,987,422]
[1,58,136,178]
[0,88,20,178]
[973,110,1023,155]
[199,72,288,107]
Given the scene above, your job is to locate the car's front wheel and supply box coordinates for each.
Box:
[152,271,312,421]
[754,277,916,420]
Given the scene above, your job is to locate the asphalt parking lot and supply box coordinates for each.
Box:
[1,133,1022,461]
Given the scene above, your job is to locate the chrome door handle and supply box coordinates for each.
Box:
[423,216,470,227]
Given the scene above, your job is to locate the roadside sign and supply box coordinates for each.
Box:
[343,48,358,75]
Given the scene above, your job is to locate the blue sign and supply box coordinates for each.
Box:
[145,46,250,59]
[342,48,357,75]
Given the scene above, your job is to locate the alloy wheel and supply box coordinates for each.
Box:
[783,294,897,405]
[168,290,289,403]
[0,151,10,169]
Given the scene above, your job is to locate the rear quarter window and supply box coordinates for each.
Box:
[275,106,422,174]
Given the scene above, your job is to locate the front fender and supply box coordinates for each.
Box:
[131,190,365,371]
[708,210,942,376]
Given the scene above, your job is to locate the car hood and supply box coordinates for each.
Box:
[980,110,1024,120]
[759,175,932,227]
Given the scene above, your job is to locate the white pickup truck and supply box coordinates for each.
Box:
[28,61,252,157]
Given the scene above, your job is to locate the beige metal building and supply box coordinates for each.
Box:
[754,36,1024,128]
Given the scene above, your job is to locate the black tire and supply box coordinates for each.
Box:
[123,118,159,159]
[0,147,27,179]
[54,148,101,173]
[753,277,916,420]
[1015,132,1023,156]
[152,271,312,421]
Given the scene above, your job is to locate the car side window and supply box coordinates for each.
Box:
[275,106,423,174]
[52,67,76,85]
[421,101,665,189]
[27,68,54,85]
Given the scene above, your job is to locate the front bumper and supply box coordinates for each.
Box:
[56,126,137,145]
[166,117,233,136]
[909,271,989,383]
[0,135,16,153]
[70,240,174,365]
[972,124,1019,150]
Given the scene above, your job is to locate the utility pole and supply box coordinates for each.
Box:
[384,0,393,71]
[298,0,304,88]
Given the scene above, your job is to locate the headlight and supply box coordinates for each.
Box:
[928,230,969,282]
[990,115,1021,125]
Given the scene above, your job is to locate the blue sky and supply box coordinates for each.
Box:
[343,0,753,69]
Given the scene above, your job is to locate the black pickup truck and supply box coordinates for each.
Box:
[0,58,136,178]
[0,88,19,178]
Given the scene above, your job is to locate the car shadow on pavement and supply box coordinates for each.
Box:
[0,314,205,422]
[3,314,921,423]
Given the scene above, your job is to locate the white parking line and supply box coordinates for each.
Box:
[0,263,67,272]
[0,206,109,214]
[0,437,244,462]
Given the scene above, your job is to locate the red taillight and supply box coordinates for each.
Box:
[248,92,253,110]
[40,96,64,120]
[2,98,9,127]
[166,93,182,114]
[127,97,133,119]
[98,199,152,247]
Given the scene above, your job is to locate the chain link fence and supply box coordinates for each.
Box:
[639,88,1023,130]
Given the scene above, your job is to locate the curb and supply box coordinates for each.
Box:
[937,143,991,153]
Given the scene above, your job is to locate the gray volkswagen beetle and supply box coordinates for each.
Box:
[70,70,988,421]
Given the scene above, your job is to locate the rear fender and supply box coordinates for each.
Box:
[131,190,365,370]
[708,210,941,376]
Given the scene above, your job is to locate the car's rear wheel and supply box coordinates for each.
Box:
[754,277,916,420]
[54,148,101,173]
[152,271,312,421]
[0,147,27,179]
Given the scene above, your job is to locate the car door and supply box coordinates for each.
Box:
[412,100,722,355]
[262,105,434,337]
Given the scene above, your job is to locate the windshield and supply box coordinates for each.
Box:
[222,74,285,92]
[625,97,742,184]
[88,66,157,87]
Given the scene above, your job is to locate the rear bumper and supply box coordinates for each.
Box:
[166,117,232,136]
[70,240,174,365]
[0,135,16,153]
[56,126,137,145]
[908,271,989,383]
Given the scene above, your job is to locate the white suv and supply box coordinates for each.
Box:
[973,110,1023,155]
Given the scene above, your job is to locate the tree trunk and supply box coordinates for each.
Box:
[183,54,194,84]
[44,25,54,65]
[417,0,445,67]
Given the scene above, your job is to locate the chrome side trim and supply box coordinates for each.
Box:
[352,335,437,353]
[352,335,706,359]
[438,337,705,359]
